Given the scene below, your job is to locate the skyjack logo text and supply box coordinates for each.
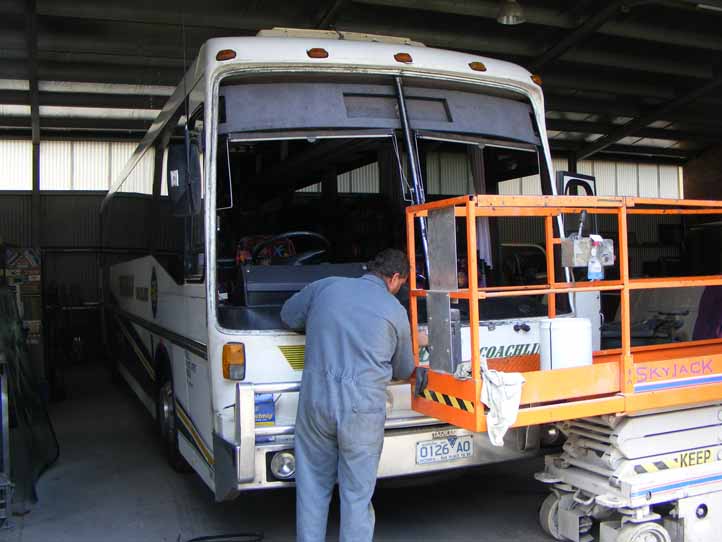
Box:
[635,359,713,383]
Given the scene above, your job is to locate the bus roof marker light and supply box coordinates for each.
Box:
[216,49,237,61]
[531,74,543,86]
[469,61,487,72]
[394,52,413,64]
[307,48,329,59]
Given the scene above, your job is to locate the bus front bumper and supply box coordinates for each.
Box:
[213,382,537,501]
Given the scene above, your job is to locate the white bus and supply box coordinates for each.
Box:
[101,28,578,500]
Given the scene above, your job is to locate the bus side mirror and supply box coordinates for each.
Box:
[167,137,202,217]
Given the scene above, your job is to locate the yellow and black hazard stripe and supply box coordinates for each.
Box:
[634,447,716,474]
[634,459,678,474]
[175,399,214,469]
[422,389,474,412]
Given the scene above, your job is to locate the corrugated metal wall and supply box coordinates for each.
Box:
[40,141,73,190]
[43,252,100,303]
[494,158,683,278]
[0,192,159,302]
[0,136,688,304]
[577,159,681,198]
[41,193,103,247]
[338,162,379,193]
[0,140,32,190]
[297,162,380,194]
[1,139,155,193]
[72,141,110,191]
[0,194,32,245]
[426,151,474,194]
[40,193,107,302]
[5,139,682,199]
[497,158,681,199]
[497,157,570,195]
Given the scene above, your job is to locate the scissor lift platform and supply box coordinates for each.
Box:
[405,195,722,542]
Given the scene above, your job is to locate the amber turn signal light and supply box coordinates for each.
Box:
[222,343,246,380]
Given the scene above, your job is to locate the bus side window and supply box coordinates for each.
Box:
[185,105,205,282]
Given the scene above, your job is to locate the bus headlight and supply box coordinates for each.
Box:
[270,451,296,480]
[222,342,246,380]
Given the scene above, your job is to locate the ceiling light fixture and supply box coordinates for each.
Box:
[697,3,722,12]
[497,0,526,25]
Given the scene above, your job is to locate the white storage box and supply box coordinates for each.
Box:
[539,317,593,370]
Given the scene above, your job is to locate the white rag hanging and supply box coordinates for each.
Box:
[480,359,525,447]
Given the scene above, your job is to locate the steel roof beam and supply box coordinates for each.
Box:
[329,12,717,82]
[576,75,722,160]
[552,148,687,166]
[25,0,41,247]
[0,89,166,109]
[545,119,722,144]
[0,128,147,140]
[551,140,692,160]
[35,0,296,30]
[0,79,174,95]
[0,115,151,130]
[316,0,348,28]
[530,1,637,72]
[19,7,715,82]
[352,0,722,52]
[545,95,642,117]
[545,94,722,129]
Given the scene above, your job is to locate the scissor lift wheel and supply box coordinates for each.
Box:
[539,493,563,540]
[615,522,670,542]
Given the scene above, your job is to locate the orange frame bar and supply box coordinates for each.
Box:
[408,195,722,434]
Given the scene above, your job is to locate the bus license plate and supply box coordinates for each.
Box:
[416,435,473,465]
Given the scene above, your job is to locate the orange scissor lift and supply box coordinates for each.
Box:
[406,194,722,542]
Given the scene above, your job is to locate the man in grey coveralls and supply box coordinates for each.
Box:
[281,249,419,542]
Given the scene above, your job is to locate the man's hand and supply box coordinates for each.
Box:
[417,330,429,347]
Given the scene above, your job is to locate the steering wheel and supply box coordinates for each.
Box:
[251,231,331,265]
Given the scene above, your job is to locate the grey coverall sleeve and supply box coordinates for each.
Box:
[391,315,415,380]
[280,282,316,331]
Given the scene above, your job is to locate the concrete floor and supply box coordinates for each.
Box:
[8,366,553,542]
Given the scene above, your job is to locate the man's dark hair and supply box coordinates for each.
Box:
[367,248,409,279]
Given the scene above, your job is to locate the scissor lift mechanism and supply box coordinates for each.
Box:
[406,195,722,542]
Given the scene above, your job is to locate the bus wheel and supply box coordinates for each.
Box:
[157,380,191,472]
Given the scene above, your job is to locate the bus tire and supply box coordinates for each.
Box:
[157,378,191,473]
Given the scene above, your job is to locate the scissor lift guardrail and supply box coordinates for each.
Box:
[405,194,722,432]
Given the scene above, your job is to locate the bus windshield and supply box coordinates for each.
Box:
[213,75,554,331]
